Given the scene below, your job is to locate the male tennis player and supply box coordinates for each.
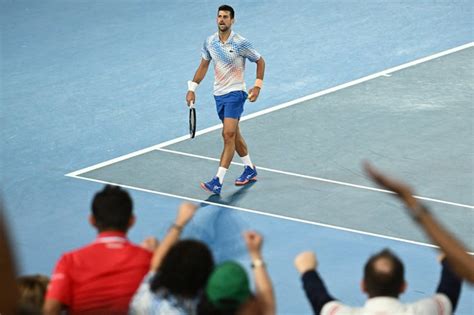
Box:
[186,4,265,194]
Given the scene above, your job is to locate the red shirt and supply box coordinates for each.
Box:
[46,231,152,314]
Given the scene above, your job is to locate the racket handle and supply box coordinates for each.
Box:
[189,101,195,109]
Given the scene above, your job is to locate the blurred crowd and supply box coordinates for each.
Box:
[1,163,472,315]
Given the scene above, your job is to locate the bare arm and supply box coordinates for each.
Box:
[364,161,474,283]
[418,212,474,282]
[149,202,198,271]
[248,57,265,102]
[244,231,275,315]
[43,299,63,315]
[186,58,211,106]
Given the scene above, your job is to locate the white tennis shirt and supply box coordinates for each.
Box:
[202,31,261,96]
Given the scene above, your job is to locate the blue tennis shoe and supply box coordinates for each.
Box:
[235,165,257,185]
[200,176,222,194]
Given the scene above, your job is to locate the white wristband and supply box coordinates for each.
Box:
[188,81,199,92]
[254,79,263,89]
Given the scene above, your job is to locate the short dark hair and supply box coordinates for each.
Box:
[218,4,235,19]
[151,239,214,298]
[92,185,133,232]
[363,249,405,298]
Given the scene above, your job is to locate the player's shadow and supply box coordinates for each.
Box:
[189,182,256,262]
[201,181,256,207]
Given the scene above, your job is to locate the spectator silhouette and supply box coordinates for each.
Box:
[295,248,462,314]
[43,185,155,315]
[198,231,275,315]
[130,202,214,314]
[17,274,50,315]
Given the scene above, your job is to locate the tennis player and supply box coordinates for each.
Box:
[186,4,265,194]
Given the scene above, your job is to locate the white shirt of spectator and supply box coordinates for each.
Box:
[321,294,451,315]
[202,31,261,96]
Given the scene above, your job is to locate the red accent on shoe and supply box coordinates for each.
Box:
[235,177,257,186]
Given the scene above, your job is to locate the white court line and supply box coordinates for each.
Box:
[67,173,444,250]
[66,42,474,177]
[67,174,474,254]
[157,148,474,209]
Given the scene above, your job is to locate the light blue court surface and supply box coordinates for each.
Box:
[2,1,473,314]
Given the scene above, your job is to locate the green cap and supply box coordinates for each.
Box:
[205,261,252,309]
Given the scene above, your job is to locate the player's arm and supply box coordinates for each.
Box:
[186,58,211,106]
[248,57,265,102]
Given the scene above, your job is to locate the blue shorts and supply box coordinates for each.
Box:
[214,90,248,121]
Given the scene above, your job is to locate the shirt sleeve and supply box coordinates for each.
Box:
[238,38,261,63]
[409,294,452,315]
[129,271,156,315]
[45,255,72,306]
[301,270,336,314]
[436,259,462,312]
[201,39,211,61]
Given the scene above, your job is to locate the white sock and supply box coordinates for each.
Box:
[240,154,253,168]
[216,167,227,184]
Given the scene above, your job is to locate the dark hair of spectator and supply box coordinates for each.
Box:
[92,185,133,232]
[218,5,235,19]
[151,240,214,298]
[17,274,50,314]
[363,248,405,298]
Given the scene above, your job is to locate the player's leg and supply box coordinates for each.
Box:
[235,121,257,186]
[201,92,243,194]
[220,118,239,169]
[200,118,238,194]
[235,124,248,157]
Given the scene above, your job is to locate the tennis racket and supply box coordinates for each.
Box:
[189,101,196,139]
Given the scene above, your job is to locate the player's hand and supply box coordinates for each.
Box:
[248,87,260,102]
[186,91,196,107]
[294,251,318,274]
[364,161,418,209]
[175,202,198,226]
[243,231,263,259]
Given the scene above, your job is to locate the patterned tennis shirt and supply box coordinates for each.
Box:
[202,31,261,96]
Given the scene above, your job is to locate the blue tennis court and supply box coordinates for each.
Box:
[2,1,473,314]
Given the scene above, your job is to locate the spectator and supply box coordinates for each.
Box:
[364,161,474,283]
[294,248,462,314]
[130,202,214,314]
[198,231,276,315]
[17,274,50,314]
[43,185,156,315]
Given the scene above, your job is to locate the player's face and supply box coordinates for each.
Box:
[217,10,233,32]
